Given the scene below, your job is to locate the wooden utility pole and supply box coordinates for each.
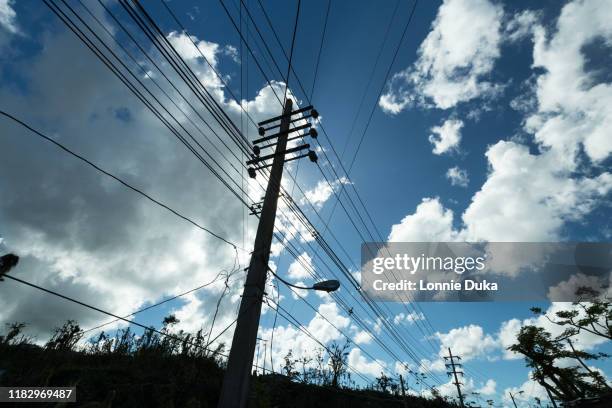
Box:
[444,348,465,408]
[217,99,319,407]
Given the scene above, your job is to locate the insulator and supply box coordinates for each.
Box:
[253,145,261,156]
[258,126,265,136]
[309,128,318,138]
[310,109,319,119]
[308,150,318,163]
[248,167,257,178]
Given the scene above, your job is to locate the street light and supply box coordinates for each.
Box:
[0,254,19,281]
[267,267,340,293]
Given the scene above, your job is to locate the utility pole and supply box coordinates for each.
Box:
[444,348,465,408]
[217,99,319,408]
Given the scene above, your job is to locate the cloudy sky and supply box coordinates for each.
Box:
[1,0,611,406]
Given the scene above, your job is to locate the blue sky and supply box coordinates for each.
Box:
[0,0,611,406]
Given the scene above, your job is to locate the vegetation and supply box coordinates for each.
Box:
[509,288,611,405]
[0,317,455,407]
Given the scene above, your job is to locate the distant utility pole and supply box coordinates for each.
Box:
[444,348,465,408]
[217,98,319,408]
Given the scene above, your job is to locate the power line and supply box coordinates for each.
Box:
[3,273,222,354]
[44,0,443,389]
[346,0,419,172]
[339,0,400,159]
[284,0,301,103]
[309,0,331,100]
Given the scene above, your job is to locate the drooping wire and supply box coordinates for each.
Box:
[0,111,243,251]
[283,0,301,104]
[346,0,419,172]
[309,0,331,101]
[3,274,221,355]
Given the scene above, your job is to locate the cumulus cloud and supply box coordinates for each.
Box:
[460,142,612,241]
[301,177,349,209]
[446,166,469,187]
[505,10,541,43]
[436,324,498,362]
[379,0,504,112]
[287,252,314,280]
[477,379,497,396]
[526,0,612,163]
[429,119,463,155]
[388,198,457,242]
[348,348,386,377]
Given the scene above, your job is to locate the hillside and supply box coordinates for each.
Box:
[0,339,456,407]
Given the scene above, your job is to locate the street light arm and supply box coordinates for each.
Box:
[267,267,340,292]
[267,267,313,290]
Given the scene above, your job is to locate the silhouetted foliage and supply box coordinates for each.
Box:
[510,290,611,404]
[0,319,458,407]
[328,340,350,388]
[45,320,83,351]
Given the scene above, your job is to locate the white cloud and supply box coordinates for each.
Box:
[393,312,425,325]
[307,302,350,344]
[497,318,524,360]
[0,0,18,34]
[419,357,446,373]
[352,329,373,345]
[429,119,463,155]
[461,142,612,241]
[527,0,612,163]
[388,198,457,242]
[380,0,504,112]
[505,10,541,43]
[301,177,349,209]
[348,348,385,377]
[477,379,497,396]
[289,281,309,300]
[256,301,350,373]
[390,140,612,243]
[446,166,469,187]
[287,252,314,280]
[436,324,498,362]
[503,372,549,407]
